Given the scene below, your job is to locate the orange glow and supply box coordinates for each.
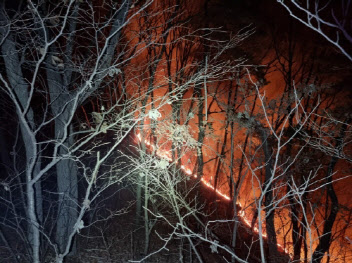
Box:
[136,132,292,257]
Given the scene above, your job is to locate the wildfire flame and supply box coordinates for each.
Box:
[136,132,291,256]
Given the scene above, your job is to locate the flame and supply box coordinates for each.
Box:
[136,132,291,256]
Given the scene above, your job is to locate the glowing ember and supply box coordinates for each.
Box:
[136,132,291,256]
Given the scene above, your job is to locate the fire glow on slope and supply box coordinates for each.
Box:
[136,133,291,257]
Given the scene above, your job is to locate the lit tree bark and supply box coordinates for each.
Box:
[0,1,146,262]
[0,17,41,261]
[259,127,278,262]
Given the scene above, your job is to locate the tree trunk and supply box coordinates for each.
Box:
[195,84,205,180]
[55,126,78,254]
[311,122,348,262]
[259,128,278,262]
[0,21,41,262]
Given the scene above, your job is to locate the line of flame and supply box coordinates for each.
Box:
[136,133,291,256]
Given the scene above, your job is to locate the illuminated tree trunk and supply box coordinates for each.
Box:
[135,12,170,224]
[0,25,41,262]
[285,129,305,261]
[258,127,278,262]
[195,84,205,180]
[136,61,158,226]
[55,127,78,253]
[143,167,150,255]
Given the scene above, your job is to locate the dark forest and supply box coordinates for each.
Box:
[0,1,351,262]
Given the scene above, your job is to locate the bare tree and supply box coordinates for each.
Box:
[1,1,351,263]
[125,54,351,263]
[0,0,158,262]
[241,68,352,263]
[276,0,352,62]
